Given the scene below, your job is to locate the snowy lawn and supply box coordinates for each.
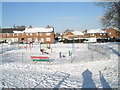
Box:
[0,42,119,88]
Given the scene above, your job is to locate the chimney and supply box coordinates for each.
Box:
[29,25,32,28]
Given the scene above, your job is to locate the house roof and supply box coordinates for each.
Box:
[13,31,23,33]
[2,28,25,33]
[71,31,84,36]
[86,29,107,34]
[23,27,54,33]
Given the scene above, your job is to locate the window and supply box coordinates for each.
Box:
[46,38,51,41]
[3,33,6,36]
[28,38,32,42]
[13,33,17,36]
[30,33,32,36]
[92,34,94,36]
[36,33,38,36]
[109,32,111,34]
[46,33,50,36]
[100,33,102,36]
[13,38,18,42]
[34,38,38,42]
[40,38,44,42]
[90,34,94,36]
[26,33,29,36]
[40,33,42,36]
[7,33,10,36]
[17,33,20,36]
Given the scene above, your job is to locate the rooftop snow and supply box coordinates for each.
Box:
[87,29,107,34]
[13,31,23,33]
[71,31,84,36]
[23,27,54,33]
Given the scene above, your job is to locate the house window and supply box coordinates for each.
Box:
[28,38,32,42]
[100,33,102,36]
[7,33,10,36]
[90,34,94,36]
[40,33,42,36]
[36,33,38,36]
[109,32,111,34]
[30,33,32,36]
[46,33,50,36]
[34,38,38,42]
[13,33,17,36]
[17,33,20,36]
[104,33,106,36]
[40,38,44,42]
[3,33,6,36]
[13,38,18,42]
[46,38,51,41]
[92,34,94,36]
[26,33,29,36]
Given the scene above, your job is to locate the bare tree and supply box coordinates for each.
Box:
[97,1,120,30]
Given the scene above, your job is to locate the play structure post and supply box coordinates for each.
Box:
[72,37,75,51]
[22,51,23,63]
[40,43,41,52]
[42,44,44,55]
[42,44,44,49]
[46,43,48,48]
[42,49,44,55]
[26,43,28,50]
[50,44,52,53]
[88,36,91,50]
[69,51,71,56]
[29,43,31,49]
[59,52,61,58]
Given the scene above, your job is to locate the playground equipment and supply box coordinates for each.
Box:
[69,51,72,56]
[30,43,54,63]
[72,37,75,51]
[31,55,55,63]
[88,36,91,49]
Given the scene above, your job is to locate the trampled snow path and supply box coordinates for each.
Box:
[0,43,119,88]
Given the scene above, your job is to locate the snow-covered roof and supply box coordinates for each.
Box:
[23,27,54,33]
[71,31,84,36]
[87,29,107,34]
[13,31,23,33]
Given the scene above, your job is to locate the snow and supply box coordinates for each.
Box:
[87,29,107,34]
[13,31,23,33]
[0,42,119,88]
[23,27,54,33]
[13,27,54,33]
[71,31,84,36]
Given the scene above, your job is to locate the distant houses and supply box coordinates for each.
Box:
[105,28,120,39]
[84,29,108,39]
[83,29,108,42]
[58,28,120,43]
[1,25,55,44]
[1,25,120,44]
[63,31,84,39]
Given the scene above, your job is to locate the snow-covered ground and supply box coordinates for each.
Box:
[0,42,119,88]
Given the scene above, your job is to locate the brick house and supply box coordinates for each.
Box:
[63,31,84,40]
[104,28,120,39]
[1,25,55,43]
[0,27,25,42]
[83,29,108,39]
